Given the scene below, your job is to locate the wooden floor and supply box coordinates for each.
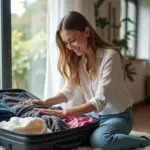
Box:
[133,102,150,133]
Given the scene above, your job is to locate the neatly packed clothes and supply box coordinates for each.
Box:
[0,117,50,134]
[0,100,16,121]
[63,116,96,128]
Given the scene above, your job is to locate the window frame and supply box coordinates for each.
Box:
[1,0,12,89]
[124,0,139,57]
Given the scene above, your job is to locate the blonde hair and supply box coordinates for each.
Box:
[56,11,124,86]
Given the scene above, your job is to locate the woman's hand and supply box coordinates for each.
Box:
[20,99,46,105]
[33,108,67,118]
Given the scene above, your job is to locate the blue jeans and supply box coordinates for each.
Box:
[86,107,148,150]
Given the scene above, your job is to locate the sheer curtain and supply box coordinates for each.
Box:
[44,0,95,108]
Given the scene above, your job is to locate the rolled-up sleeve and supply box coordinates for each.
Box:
[59,82,75,101]
[89,51,124,111]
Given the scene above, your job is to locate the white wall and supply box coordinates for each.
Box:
[125,60,148,104]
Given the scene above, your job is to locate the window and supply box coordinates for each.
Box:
[120,0,126,41]
[120,0,138,57]
[1,0,12,89]
[128,1,136,56]
[11,0,48,98]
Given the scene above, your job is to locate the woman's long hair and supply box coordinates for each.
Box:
[56,11,124,86]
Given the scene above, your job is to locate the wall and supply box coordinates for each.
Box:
[125,60,148,104]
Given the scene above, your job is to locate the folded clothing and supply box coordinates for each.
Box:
[0,117,50,134]
[63,116,96,128]
[0,100,16,121]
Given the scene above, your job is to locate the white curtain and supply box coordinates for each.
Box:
[44,0,95,108]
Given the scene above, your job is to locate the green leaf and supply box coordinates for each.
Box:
[121,18,136,25]
[96,17,110,29]
[95,0,105,8]
[127,74,134,81]
[113,39,128,51]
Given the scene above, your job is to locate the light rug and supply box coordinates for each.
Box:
[73,131,150,150]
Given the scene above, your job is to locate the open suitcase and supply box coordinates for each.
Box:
[0,89,99,150]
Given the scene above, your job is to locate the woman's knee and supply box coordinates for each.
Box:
[90,132,113,149]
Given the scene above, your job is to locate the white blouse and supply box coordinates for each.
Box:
[59,49,133,115]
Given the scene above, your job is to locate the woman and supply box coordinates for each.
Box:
[23,11,150,149]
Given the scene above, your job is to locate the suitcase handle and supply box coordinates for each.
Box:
[0,139,11,150]
[55,139,83,149]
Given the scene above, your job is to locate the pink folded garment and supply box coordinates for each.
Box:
[63,116,95,128]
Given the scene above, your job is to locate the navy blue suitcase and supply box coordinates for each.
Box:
[0,89,99,150]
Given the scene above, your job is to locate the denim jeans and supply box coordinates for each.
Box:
[86,107,148,150]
